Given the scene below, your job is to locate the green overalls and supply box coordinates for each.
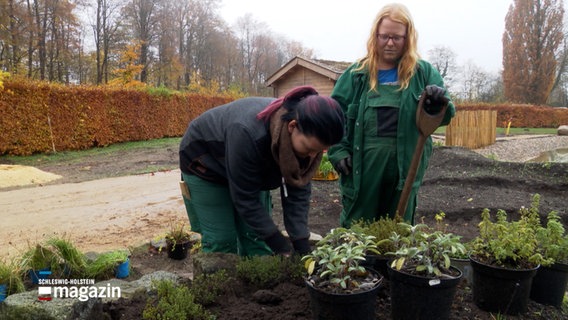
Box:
[340,84,416,226]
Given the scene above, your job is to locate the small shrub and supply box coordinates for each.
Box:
[352,216,410,254]
[385,222,466,277]
[521,194,568,266]
[471,207,544,269]
[236,255,303,289]
[190,270,231,305]
[142,280,214,320]
[302,228,380,293]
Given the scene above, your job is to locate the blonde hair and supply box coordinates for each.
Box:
[356,3,420,91]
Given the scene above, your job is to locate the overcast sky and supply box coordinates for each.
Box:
[219,0,515,73]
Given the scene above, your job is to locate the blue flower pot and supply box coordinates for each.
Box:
[29,267,51,284]
[0,283,7,302]
[115,258,130,279]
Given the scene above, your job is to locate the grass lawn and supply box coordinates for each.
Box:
[434,127,557,135]
[0,137,182,166]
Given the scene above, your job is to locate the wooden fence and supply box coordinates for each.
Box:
[445,110,497,149]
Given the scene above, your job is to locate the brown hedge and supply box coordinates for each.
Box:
[0,79,232,156]
[456,103,568,128]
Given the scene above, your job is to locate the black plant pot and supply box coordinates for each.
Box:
[450,257,472,284]
[529,262,568,307]
[305,268,383,320]
[470,257,539,315]
[166,240,191,260]
[388,263,462,320]
[362,254,390,279]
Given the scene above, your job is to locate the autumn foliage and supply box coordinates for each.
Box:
[502,0,565,104]
[0,78,233,156]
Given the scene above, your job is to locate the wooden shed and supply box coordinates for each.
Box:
[265,56,352,97]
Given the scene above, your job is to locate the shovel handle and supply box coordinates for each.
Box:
[395,90,449,220]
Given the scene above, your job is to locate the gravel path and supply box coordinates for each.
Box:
[433,134,568,162]
[472,135,568,162]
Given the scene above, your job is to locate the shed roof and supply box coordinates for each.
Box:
[265,56,352,87]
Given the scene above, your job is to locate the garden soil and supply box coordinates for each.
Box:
[1,138,567,319]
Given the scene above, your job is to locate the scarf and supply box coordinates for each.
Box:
[270,108,322,187]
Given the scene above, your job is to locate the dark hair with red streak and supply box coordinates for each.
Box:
[257,86,345,146]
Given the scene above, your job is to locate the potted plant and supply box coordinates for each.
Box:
[351,215,409,278]
[313,152,338,181]
[0,260,25,302]
[165,222,195,260]
[46,236,88,278]
[523,194,568,307]
[383,222,465,320]
[469,206,544,315]
[432,211,473,283]
[20,244,59,284]
[301,227,383,320]
[86,250,130,280]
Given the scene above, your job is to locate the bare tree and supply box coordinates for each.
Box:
[123,0,157,83]
[427,45,458,88]
[0,0,27,73]
[455,61,503,103]
[503,0,565,104]
[0,0,317,92]
[91,0,123,84]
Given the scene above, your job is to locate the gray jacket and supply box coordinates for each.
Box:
[179,97,311,243]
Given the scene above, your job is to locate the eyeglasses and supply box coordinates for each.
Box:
[378,34,406,44]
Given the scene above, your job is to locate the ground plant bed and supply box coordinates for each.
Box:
[102,146,566,319]
[103,245,565,320]
[2,138,567,319]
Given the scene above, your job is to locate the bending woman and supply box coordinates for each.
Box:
[179,86,345,257]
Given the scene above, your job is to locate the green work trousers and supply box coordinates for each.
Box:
[340,137,417,227]
[181,172,273,257]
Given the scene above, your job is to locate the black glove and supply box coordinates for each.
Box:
[423,85,449,115]
[334,156,352,176]
[292,238,311,255]
[264,231,292,255]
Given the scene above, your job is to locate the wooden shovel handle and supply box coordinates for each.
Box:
[395,91,449,220]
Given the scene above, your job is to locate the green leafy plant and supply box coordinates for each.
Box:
[302,228,380,293]
[190,270,232,306]
[86,250,129,280]
[352,215,410,254]
[520,194,568,266]
[0,259,25,296]
[236,255,304,289]
[46,236,88,278]
[165,221,194,251]
[384,222,466,277]
[316,152,338,178]
[470,206,544,269]
[20,244,59,273]
[433,211,471,260]
[143,279,214,320]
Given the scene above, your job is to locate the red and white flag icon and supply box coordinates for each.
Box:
[38,287,52,301]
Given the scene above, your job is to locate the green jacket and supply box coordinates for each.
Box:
[328,60,455,214]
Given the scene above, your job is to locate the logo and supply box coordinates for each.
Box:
[37,286,52,301]
[37,277,121,302]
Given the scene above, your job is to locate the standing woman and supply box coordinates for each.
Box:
[179,86,344,257]
[328,3,455,227]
